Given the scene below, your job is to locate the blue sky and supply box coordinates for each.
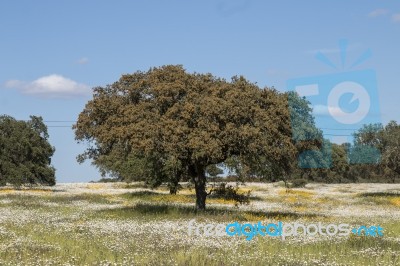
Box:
[1,1,399,182]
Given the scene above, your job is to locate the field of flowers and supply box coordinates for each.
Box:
[0,182,399,265]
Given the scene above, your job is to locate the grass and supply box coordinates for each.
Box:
[114,182,149,189]
[0,182,399,265]
[92,202,323,223]
[356,192,400,207]
[359,192,400,197]
[121,189,259,206]
[278,189,316,198]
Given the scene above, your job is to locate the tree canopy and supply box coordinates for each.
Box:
[74,65,296,209]
[380,121,400,177]
[0,115,56,186]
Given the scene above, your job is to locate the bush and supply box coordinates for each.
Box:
[273,181,286,188]
[94,177,120,183]
[290,178,308,188]
[208,183,251,206]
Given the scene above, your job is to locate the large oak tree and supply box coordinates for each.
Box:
[74,65,295,209]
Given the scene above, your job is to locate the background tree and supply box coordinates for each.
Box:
[0,115,56,186]
[74,65,296,209]
[286,92,324,181]
[346,122,399,183]
[350,123,382,164]
[330,143,349,182]
[381,121,400,182]
[206,164,224,179]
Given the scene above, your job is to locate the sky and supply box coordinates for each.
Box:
[0,0,399,182]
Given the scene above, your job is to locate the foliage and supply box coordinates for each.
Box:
[290,178,308,188]
[220,93,323,184]
[344,121,400,183]
[75,65,296,209]
[288,91,323,152]
[0,115,56,186]
[93,177,120,183]
[208,182,251,206]
[381,121,400,178]
[206,164,224,178]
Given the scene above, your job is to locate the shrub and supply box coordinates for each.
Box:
[95,177,120,183]
[290,178,308,188]
[208,183,251,206]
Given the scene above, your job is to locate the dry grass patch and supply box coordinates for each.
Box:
[0,189,16,194]
[389,197,400,207]
[86,183,106,190]
[278,189,315,198]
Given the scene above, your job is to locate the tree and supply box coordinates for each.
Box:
[74,65,296,209]
[381,121,400,181]
[287,91,323,149]
[353,123,384,148]
[350,123,382,164]
[286,92,324,181]
[206,164,224,178]
[330,143,349,182]
[309,142,350,183]
[0,115,56,186]
[84,144,186,194]
[349,121,400,182]
[222,92,323,184]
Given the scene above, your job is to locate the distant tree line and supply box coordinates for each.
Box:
[209,124,400,185]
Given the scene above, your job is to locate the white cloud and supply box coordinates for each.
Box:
[5,74,90,98]
[392,13,400,22]
[368,9,389,18]
[312,104,347,117]
[77,57,89,64]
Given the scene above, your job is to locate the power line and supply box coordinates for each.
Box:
[24,120,363,130]
[44,125,353,136]
[320,128,358,131]
[43,121,76,123]
[324,134,352,137]
[42,123,360,130]
[24,120,360,135]
[20,120,75,123]
[47,126,73,128]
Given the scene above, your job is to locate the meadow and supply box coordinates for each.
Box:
[0,182,400,265]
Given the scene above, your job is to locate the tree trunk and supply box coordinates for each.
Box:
[169,175,180,195]
[189,164,207,210]
[169,168,183,195]
[169,186,178,195]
